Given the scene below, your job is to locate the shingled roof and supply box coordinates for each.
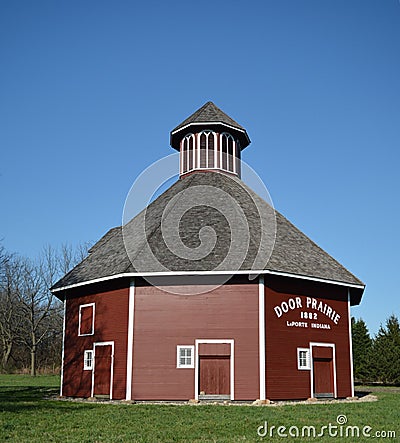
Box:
[170,102,251,150]
[52,171,364,304]
[172,101,245,132]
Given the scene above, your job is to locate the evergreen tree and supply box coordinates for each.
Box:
[373,315,400,384]
[351,317,373,382]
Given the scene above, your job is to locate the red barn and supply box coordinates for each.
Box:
[52,102,365,401]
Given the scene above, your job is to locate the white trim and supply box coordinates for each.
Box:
[212,131,217,168]
[214,131,218,168]
[78,303,95,336]
[83,349,94,370]
[181,133,197,174]
[180,129,236,176]
[192,134,196,170]
[60,296,66,396]
[199,132,206,167]
[220,132,235,173]
[194,339,234,400]
[125,279,135,400]
[180,166,239,177]
[265,270,364,290]
[91,341,114,399]
[348,289,355,397]
[297,347,311,370]
[52,270,365,293]
[219,133,223,170]
[197,130,217,169]
[171,121,248,137]
[177,345,195,368]
[186,137,189,172]
[309,342,337,398]
[232,139,236,174]
[196,133,201,168]
[258,276,266,400]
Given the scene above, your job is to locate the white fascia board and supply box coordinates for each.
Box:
[172,122,247,136]
[51,269,365,293]
[258,276,266,400]
[347,289,355,397]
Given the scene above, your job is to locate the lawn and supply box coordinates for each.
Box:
[0,375,398,442]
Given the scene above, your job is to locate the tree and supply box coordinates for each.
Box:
[0,249,25,371]
[18,243,90,376]
[351,317,373,382]
[17,256,53,376]
[0,242,91,375]
[373,315,400,384]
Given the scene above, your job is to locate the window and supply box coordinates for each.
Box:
[199,130,216,169]
[84,350,93,370]
[177,345,194,368]
[181,134,196,174]
[79,303,95,336]
[220,133,236,174]
[297,348,311,370]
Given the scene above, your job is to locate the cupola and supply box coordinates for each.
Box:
[170,102,250,178]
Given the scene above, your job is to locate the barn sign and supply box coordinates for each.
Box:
[273,296,341,330]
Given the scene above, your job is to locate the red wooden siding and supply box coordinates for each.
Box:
[132,277,259,401]
[264,276,352,400]
[62,280,129,399]
[60,273,354,401]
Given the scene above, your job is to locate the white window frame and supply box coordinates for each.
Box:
[198,130,217,169]
[187,133,196,173]
[84,349,94,370]
[181,134,196,174]
[78,303,95,336]
[219,132,237,174]
[297,347,311,370]
[177,345,195,368]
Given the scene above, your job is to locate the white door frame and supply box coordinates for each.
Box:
[194,339,234,400]
[91,341,115,399]
[309,342,337,399]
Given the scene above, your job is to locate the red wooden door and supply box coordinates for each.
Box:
[313,357,334,398]
[94,345,112,397]
[199,356,230,395]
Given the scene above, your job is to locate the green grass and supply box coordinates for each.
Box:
[0,375,399,442]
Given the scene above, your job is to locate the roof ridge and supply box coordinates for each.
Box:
[197,101,216,120]
[172,101,244,132]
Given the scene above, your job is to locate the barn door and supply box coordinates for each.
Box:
[312,346,334,398]
[199,356,230,396]
[93,343,113,398]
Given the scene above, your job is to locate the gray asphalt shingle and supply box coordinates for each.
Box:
[52,171,364,299]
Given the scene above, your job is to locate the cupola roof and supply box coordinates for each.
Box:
[170,101,251,150]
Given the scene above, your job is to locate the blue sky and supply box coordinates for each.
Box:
[1,0,399,335]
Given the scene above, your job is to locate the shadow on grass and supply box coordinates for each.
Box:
[355,390,372,398]
[0,385,93,413]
